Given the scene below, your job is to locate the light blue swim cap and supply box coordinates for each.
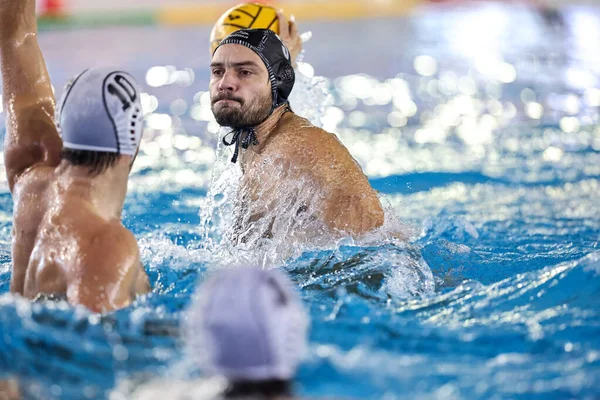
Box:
[185,267,309,381]
[57,68,143,156]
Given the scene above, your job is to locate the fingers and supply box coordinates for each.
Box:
[289,14,299,38]
[276,10,290,40]
[276,9,302,66]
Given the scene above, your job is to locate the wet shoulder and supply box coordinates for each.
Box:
[32,200,111,263]
[68,221,140,312]
[275,113,348,159]
[37,203,136,265]
[12,165,56,200]
[83,220,138,261]
[44,196,107,237]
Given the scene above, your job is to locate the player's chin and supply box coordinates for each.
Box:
[212,101,232,114]
[214,109,243,127]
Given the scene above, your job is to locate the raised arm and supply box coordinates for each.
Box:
[0,0,62,192]
[276,11,302,68]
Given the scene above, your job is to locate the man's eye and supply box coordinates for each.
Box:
[240,70,253,76]
[212,69,224,76]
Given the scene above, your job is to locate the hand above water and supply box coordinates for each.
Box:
[276,10,302,68]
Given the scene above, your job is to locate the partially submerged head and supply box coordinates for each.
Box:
[210,29,295,129]
[56,68,144,175]
[185,266,309,398]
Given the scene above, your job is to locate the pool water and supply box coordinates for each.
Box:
[1,3,600,399]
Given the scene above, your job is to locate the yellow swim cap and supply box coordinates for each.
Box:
[210,3,280,54]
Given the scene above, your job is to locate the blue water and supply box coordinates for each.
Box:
[1,3,600,399]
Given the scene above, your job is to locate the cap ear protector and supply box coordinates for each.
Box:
[57,68,143,156]
[271,53,295,110]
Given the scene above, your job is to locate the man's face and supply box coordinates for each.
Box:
[210,44,272,128]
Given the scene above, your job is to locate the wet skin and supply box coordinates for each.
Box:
[0,0,149,312]
[210,44,384,238]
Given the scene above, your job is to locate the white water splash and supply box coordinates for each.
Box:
[582,251,600,276]
[381,253,436,299]
[110,376,226,400]
[288,66,333,128]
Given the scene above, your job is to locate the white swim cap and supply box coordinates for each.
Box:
[184,267,309,381]
[57,68,143,155]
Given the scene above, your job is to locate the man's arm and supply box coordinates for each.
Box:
[324,189,385,235]
[294,127,385,236]
[1,0,62,193]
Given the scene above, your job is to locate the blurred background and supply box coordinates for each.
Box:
[13,0,600,187]
[1,1,600,399]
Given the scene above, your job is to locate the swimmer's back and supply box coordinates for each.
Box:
[2,2,149,312]
[11,167,149,312]
[10,164,57,295]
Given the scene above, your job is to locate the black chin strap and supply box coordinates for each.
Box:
[222,127,259,163]
[222,105,291,163]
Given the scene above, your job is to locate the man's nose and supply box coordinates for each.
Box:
[218,70,238,92]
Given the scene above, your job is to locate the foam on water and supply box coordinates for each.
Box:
[197,124,422,270]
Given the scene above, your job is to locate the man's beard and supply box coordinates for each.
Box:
[211,91,272,128]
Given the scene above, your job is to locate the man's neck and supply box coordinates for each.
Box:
[56,161,128,221]
[252,104,290,150]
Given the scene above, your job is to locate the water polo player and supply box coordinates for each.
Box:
[185,266,309,399]
[210,29,384,241]
[122,267,309,399]
[0,0,149,312]
[209,3,330,134]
